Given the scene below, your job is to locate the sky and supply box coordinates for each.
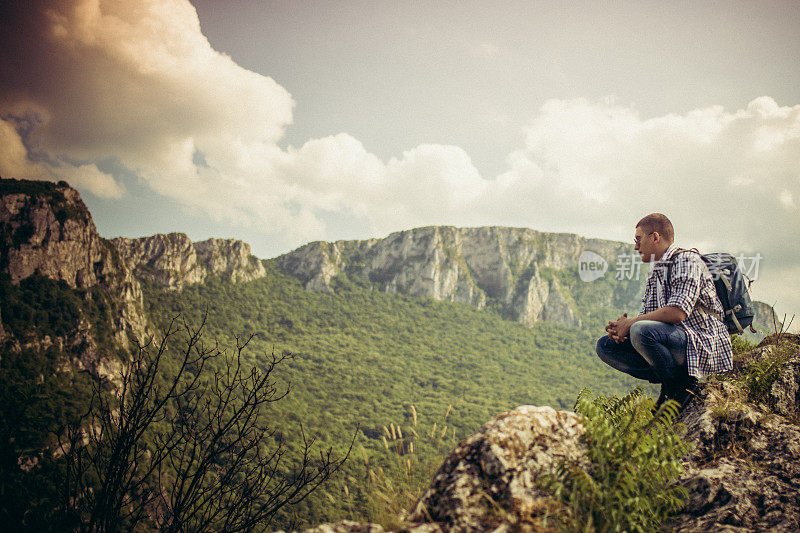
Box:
[0,0,798,324]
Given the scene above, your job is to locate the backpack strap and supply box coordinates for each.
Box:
[665,248,720,321]
[664,247,700,296]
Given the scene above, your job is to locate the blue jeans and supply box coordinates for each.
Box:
[595,320,688,384]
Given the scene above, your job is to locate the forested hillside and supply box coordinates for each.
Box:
[141,263,646,526]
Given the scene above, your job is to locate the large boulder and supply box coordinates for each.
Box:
[404,405,584,532]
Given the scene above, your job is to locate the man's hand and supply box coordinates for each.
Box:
[606,313,635,343]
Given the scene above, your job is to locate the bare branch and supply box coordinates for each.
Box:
[59,312,351,532]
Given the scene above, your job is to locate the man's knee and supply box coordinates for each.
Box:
[629,320,658,345]
[596,335,613,361]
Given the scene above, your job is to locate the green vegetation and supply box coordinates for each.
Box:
[0,273,125,351]
[0,346,94,531]
[57,316,348,533]
[140,261,644,527]
[0,273,87,339]
[731,334,757,356]
[544,389,690,533]
[0,250,650,529]
[0,272,129,531]
[730,340,795,407]
[740,353,790,405]
[352,404,456,529]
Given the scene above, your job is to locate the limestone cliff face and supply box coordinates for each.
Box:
[2,181,116,289]
[276,226,638,328]
[0,179,266,382]
[0,179,148,381]
[0,179,148,347]
[112,233,266,290]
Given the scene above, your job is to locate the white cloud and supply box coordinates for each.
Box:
[1,0,798,318]
[499,96,800,319]
[0,118,123,198]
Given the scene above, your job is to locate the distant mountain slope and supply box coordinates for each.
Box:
[274,226,784,341]
[113,233,265,290]
[274,226,644,330]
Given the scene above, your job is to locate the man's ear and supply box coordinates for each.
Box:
[651,231,661,243]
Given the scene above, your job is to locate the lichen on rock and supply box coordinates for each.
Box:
[404,405,585,532]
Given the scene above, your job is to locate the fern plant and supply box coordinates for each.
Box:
[543,388,690,533]
[740,349,792,405]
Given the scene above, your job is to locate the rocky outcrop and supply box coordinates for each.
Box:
[113,233,266,290]
[1,177,266,377]
[276,226,637,328]
[0,178,148,352]
[406,405,584,531]
[667,340,800,531]
[750,300,784,340]
[2,179,119,289]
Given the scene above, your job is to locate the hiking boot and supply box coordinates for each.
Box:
[652,382,674,414]
[670,377,699,412]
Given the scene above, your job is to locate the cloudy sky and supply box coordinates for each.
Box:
[1,0,798,323]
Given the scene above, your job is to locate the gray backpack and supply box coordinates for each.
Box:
[667,249,756,335]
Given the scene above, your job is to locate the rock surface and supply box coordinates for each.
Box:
[113,233,266,290]
[1,178,269,375]
[667,339,800,532]
[405,405,584,532]
[0,178,148,353]
[296,521,385,533]
[276,226,640,328]
[2,180,123,289]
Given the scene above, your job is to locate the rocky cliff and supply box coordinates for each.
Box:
[750,300,783,337]
[113,233,265,290]
[0,178,268,351]
[0,178,270,377]
[0,178,147,373]
[275,226,641,329]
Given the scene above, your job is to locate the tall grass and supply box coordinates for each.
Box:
[342,404,456,529]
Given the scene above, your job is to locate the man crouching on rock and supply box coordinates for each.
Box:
[596,213,733,410]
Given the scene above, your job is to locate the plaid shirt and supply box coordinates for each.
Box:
[639,243,733,378]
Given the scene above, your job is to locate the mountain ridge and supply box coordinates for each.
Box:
[273,225,645,329]
[1,177,782,337]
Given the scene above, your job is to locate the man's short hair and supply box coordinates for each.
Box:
[636,213,674,243]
